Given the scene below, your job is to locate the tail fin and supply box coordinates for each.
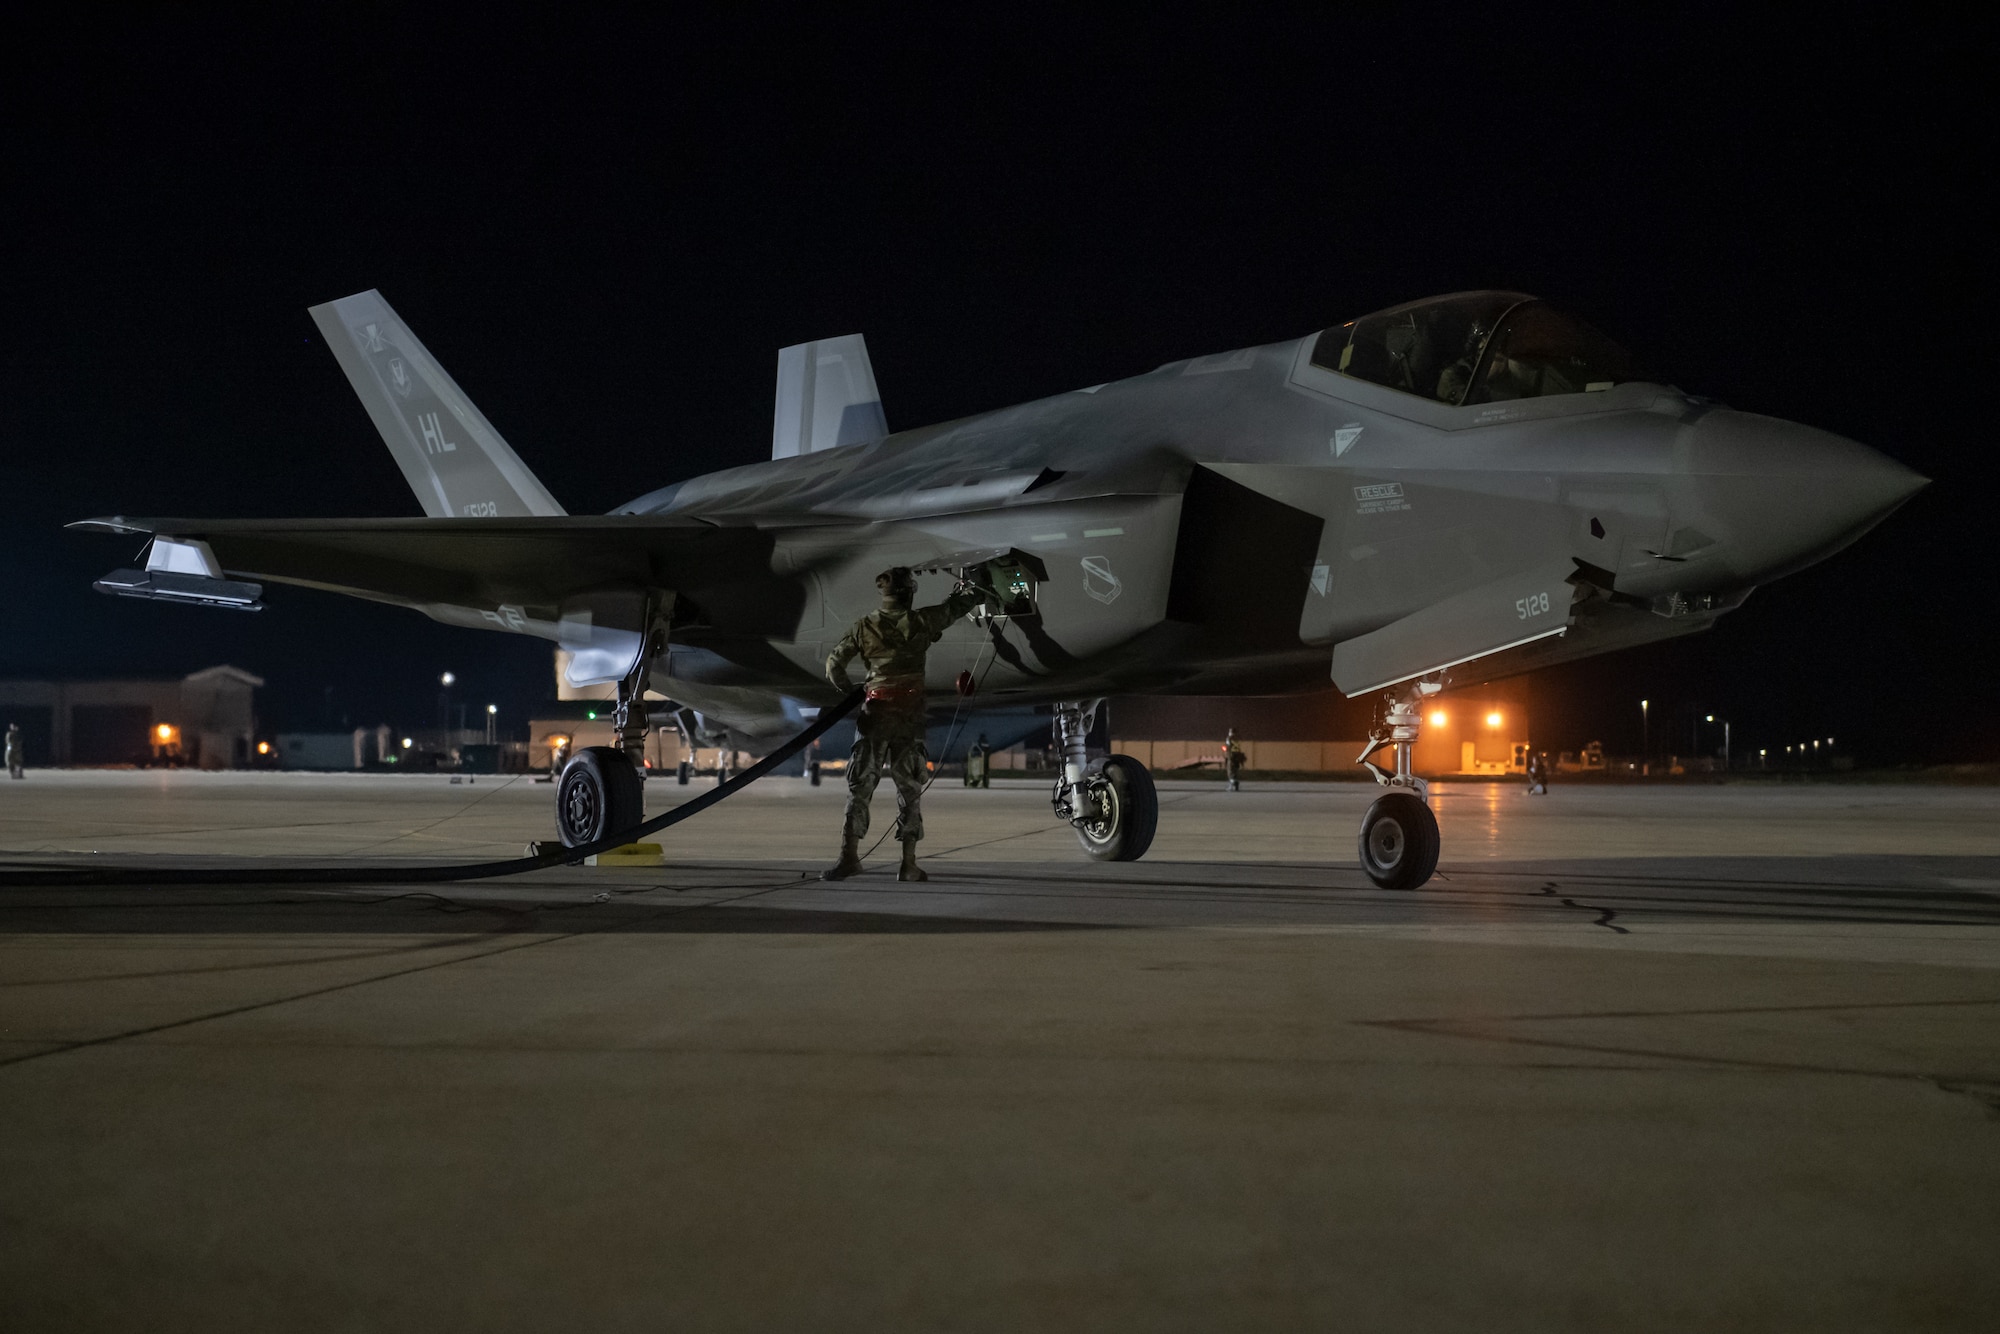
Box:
[771,333,887,460]
[309,290,565,518]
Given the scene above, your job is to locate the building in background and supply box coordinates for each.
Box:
[1101,688,1531,778]
[0,665,262,768]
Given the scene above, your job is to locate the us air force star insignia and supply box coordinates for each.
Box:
[1333,424,1363,456]
[361,323,385,352]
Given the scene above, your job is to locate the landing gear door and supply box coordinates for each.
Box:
[1331,559,1578,696]
[974,553,1040,618]
[558,589,651,687]
[912,548,1045,621]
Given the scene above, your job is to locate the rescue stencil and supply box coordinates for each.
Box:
[1353,482,1410,515]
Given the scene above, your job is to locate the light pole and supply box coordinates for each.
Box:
[439,672,455,739]
[1704,715,1730,772]
[1640,699,1649,775]
[486,703,497,745]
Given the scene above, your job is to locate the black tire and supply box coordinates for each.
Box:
[1074,754,1159,862]
[1358,791,1439,889]
[556,746,644,847]
[676,760,691,786]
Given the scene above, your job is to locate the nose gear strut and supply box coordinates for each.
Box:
[1356,678,1442,803]
[1353,679,1444,889]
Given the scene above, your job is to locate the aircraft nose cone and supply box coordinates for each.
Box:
[1682,408,1927,583]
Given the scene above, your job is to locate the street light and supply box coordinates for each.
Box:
[1640,699,1649,774]
[1701,715,1730,770]
[485,703,497,745]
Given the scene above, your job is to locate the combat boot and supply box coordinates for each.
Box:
[897,838,928,883]
[822,835,864,881]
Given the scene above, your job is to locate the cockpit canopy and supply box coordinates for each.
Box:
[1311,291,1637,407]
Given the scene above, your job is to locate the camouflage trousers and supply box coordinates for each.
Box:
[843,734,929,843]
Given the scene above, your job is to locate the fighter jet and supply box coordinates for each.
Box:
[76,289,1926,887]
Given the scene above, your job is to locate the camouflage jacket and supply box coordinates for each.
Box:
[825,588,985,691]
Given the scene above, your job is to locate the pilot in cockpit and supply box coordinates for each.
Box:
[1438,326,1544,404]
[1477,344,1539,401]
[1434,324,1489,403]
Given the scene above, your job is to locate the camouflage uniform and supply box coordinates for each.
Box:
[825,585,984,844]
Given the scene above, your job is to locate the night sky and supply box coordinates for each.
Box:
[3,13,1989,763]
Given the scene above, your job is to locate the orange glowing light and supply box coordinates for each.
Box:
[1428,711,1448,727]
[1485,712,1503,728]
[256,740,271,755]
[154,723,176,742]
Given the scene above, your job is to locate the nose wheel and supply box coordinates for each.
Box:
[1359,790,1439,889]
[1353,680,1444,889]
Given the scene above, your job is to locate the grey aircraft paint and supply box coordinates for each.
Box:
[79,289,1926,748]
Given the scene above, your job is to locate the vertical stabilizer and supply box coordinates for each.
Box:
[309,290,565,518]
[771,333,888,460]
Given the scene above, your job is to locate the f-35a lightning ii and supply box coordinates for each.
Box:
[78,289,1926,887]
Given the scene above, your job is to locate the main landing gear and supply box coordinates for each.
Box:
[555,596,672,848]
[1353,681,1442,889]
[1051,700,1158,862]
[557,745,644,846]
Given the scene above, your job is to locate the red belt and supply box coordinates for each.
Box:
[865,683,924,703]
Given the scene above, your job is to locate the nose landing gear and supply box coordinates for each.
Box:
[1051,700,1158,862]
[1354,681,1442,889]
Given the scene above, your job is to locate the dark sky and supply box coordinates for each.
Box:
[3,12,1990,761]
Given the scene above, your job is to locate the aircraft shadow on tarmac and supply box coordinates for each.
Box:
[1,853,1998,935]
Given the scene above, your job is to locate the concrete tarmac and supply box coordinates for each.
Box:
[3,771,1999,1331]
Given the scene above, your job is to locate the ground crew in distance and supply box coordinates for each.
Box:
[964,732,992,788]
[1223,728,1245,791]
[823,566,994,882]
[5,722,23,779]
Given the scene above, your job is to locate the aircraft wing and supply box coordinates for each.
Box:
[71,514,810,639]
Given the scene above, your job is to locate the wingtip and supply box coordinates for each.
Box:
[66,516,156,535]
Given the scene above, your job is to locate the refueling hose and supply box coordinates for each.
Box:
[0,689,864,888]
